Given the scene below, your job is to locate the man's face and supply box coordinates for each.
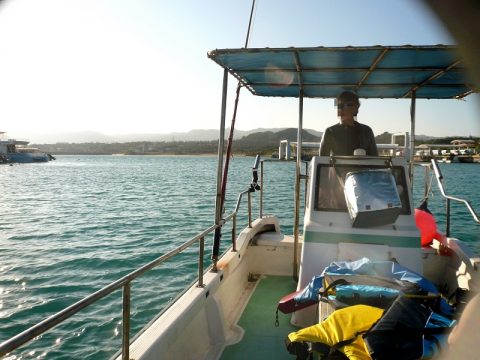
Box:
[336,97,359,118]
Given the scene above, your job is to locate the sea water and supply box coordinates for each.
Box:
[1,156,479,359]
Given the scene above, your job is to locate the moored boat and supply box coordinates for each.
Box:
[0,132,53,163]
[457,155,474,163]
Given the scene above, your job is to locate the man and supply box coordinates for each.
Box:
[319,91,378,156]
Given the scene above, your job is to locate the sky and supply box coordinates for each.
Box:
[0,0,479,142]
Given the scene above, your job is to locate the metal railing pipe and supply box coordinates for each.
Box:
[232,190,250,215]
[122,283,131,360]
[260,161,264,218]
[446,199,451,237]
[293,90,304,280]
[198,237,205,287]
[212,68,229,269]
[409,91,416,185]
[247,191,252,227]
[232,215,237,251]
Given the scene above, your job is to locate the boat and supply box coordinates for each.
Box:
[1,43,479,359]
[0,0,479,359]
[415,140,478,164]
[0,131,54,163]
[457,156,474,163]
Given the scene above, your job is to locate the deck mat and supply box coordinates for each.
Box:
[221,275,298,360]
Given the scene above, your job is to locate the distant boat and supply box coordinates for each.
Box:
[0,131,53,163]
[457,155,475,163]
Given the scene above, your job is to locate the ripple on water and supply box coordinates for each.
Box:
[0,156,478,359]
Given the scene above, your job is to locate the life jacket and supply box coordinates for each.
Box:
[285,298,455,360]
[277,258,453,318]
[276,275,403,326]
[320,274,423,310]
[286,305,384,360]
[363,296,455,360]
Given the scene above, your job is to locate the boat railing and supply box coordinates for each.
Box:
[278,138,409,160]
[224,189,254,252]
[430,158,480,236]
[0,169,260,359]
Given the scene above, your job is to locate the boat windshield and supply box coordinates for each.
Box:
[315,163,411,214]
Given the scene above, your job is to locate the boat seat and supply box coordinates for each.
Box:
[253,232,295,246]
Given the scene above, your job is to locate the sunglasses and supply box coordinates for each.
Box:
[336,103,356,109]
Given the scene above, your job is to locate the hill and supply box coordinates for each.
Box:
[234,128,321,155]
[20,127,322,144]
[35,129,474,156]
[35,128,321,155]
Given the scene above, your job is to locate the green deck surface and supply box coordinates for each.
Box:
[221,276,298,360]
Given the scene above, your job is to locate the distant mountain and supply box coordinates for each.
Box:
[415,134,437,141]
[114,129,232,142]
[34,128,475,156]
[35,128,322,155]
[25,128,322,144]
[13,131,116,144]
[22,127,438,146]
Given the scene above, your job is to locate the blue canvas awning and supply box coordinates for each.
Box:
[208,45,476,99]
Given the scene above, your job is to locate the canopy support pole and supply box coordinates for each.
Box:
[212,69,228,271]
[293,91,304,280]
[211,0,256,271]
[409,90,416,186]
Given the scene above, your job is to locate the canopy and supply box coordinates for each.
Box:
[208,45,476,99]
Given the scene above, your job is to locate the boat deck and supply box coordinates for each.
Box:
[221,275,298,360]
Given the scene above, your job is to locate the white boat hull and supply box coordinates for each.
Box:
[118,216,479,360]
